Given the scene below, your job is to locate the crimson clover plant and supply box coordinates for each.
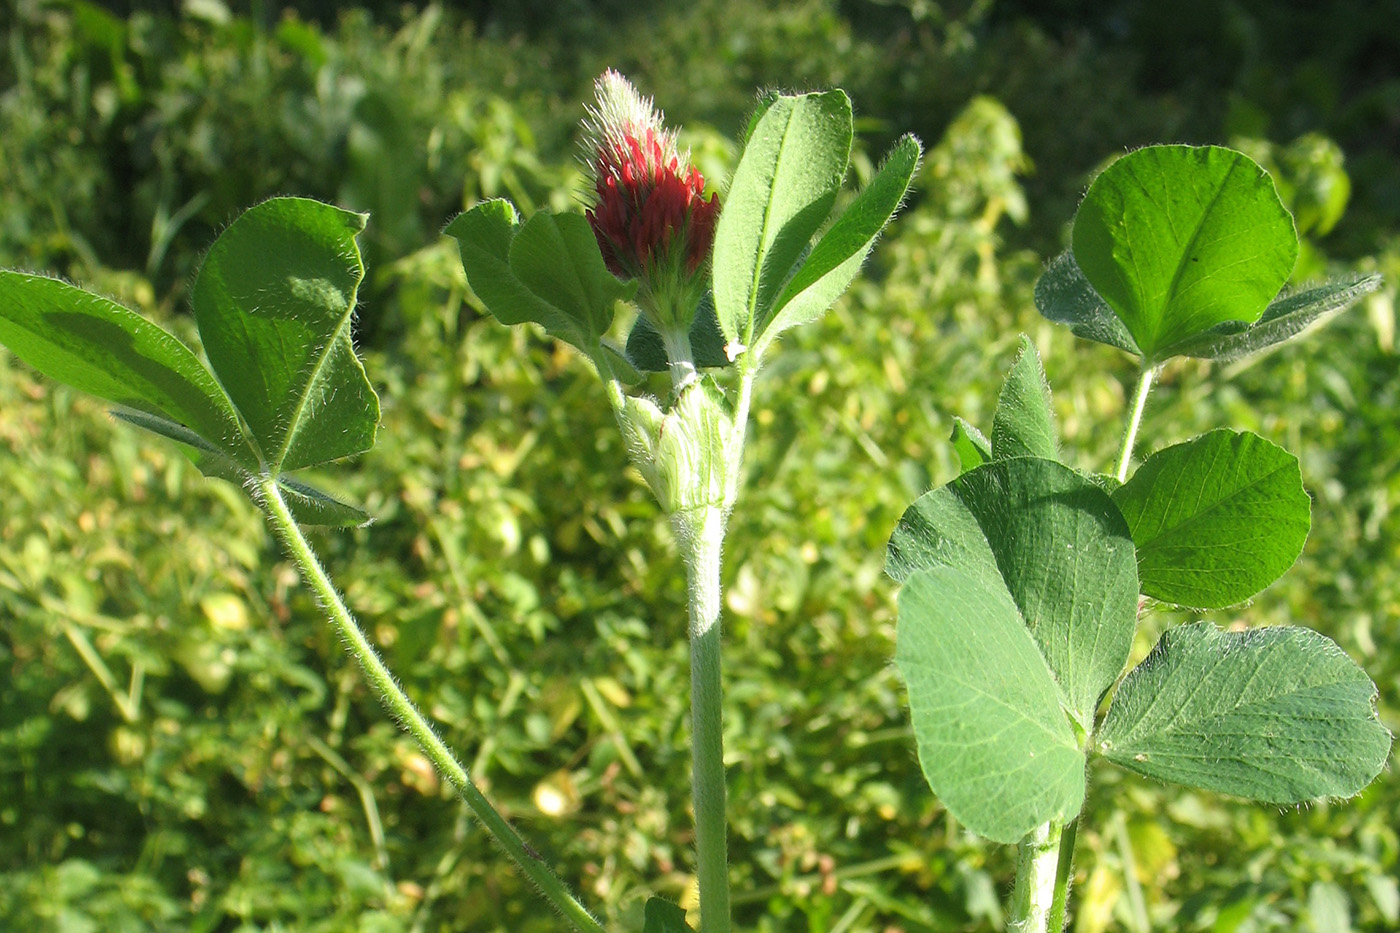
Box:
[0,72,919,933]
[0,71,1388,933]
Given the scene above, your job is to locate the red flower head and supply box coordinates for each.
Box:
[582,71,719,333]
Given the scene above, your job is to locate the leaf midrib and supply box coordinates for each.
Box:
[742,103,804,345]
[270,298,355,472]
[1150,156,1237,351]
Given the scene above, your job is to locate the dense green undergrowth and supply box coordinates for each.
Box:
[1,1,1397,931]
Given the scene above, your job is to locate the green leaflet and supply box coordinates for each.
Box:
[990,335,1058,461]
[192,197,378,473]
[0,271,254,469]
[275,476,373,528]
[712,90,853,350]
[1071,145,1298,363]
[1111,428,1311,608]
[897,565,1086,844]
[888,458,1138,738]
[754,134,922,356]
[1168,274,1383,362]
[1033,250,1140,356]
[0,199,379,523]
[625,292,732,372]
[640,898,693,933]
[1099,622,1391,803]
[950,416,991,473]
[509,210,630,347]
[445,200,634,358]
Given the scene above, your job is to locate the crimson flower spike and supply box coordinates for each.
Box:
[582,71,719,352]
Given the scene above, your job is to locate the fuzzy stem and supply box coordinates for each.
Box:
[1115,366,1156,483]
[255,476,605,933]
[1009,821,1064,933]
[683,505,732,933]
[661,324,699,391]
[723,365,757,510]
[1047,817,1078,932]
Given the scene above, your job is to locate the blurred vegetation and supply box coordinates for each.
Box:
[1,0,1397,931]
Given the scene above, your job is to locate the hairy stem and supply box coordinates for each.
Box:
[255,476,605,933]
[723,365,757,510]
[684,505,732,933]
[1115,366,1157,483]
[1048,817,1078,932]
[1009,821,1064,933]
[662,324,699,391]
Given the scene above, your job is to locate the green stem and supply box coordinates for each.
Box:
[306,733,390,875]
[254,476,605,933]
[683,505,732,933]
[723,366,757,511]
[1114,366,1156,483]
[1047,817,1078,932]
[1009,821,1064,933]
[661,325,699,391]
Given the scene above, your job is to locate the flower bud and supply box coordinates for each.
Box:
[618,380,732,517]
[582,70,719,341]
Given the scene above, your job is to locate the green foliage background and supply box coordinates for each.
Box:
[1,1,1397,930]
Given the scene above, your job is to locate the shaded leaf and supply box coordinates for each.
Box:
[0,271,253,467]
[897,565,1086,844]
[192,197,378,473]
[991,335,1058,461]
[1111,429,1311,608]
[509,210,630,346]
[599,343,644,384]
[1034,250,1139,355]
[276,476,372,528]
[712,90,853,349]
[109,407,251,482]
[1099,623,1391,803]
[625,292,731,372]
[1169,274,1382,361]
[888,458,1138,730]
[641,897,693,933]
[1072,145,1298,362]
[755,133,922,355]
[445,200,634,355]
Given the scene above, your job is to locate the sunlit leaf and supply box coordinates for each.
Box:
[1111,429,1310,608]
[0,271,253,468]
[897,565,1086,844]
[712,90,853,350]
[990,335,1058,461]
[1072,145,1298,362]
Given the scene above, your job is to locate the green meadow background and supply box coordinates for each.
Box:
[1,1,1397,930]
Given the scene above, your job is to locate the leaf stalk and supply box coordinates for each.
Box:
[254,475,605,933]
[1115,366,1157,482]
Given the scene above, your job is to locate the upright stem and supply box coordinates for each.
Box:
[1009,821,1064,933]
[683,505,732,933]
[1115,366,1157,483]
[723,365,757,510]
[661,325,700,391]
[255,476,605,933]
[1047,817,1078,932]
